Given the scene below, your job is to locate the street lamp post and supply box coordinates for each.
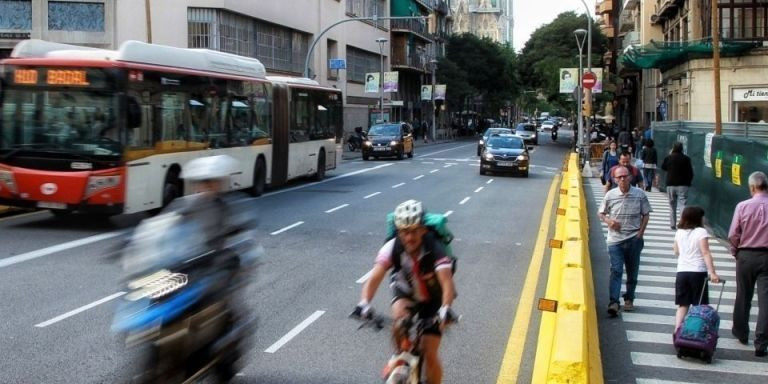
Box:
[430,59,438,141]
[574,29,587,152]
[376,38,388,123]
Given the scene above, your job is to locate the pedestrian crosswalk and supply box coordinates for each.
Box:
[587,179,768,383]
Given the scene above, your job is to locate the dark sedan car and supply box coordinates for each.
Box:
[477,127,513,156]
[362,122,414,160]
[480,134,532,177]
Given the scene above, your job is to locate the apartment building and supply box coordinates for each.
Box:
[619,0,768,126]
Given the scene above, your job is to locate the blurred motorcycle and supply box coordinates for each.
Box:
[113,193,261,384]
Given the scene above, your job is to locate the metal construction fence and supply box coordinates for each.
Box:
[651,121,768,239]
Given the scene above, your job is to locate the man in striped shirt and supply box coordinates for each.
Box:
[599,166,652,317]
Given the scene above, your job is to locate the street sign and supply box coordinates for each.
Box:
[582,71,597,89]
[329,59,346,70]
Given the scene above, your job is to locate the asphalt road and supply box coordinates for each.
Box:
[0,131,573,383]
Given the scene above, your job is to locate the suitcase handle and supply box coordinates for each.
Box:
[698,278,727,310]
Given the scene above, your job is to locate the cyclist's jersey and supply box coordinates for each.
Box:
[375,236,452,305]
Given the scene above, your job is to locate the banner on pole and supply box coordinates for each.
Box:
[559,68,603,93]
[421,85,433,100]
[434,85,446,100]
[383,72,399,93]
[365,73,379,93]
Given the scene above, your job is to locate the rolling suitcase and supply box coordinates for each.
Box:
[673,279,726,364]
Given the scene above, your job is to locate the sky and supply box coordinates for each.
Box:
[513,0,597,52]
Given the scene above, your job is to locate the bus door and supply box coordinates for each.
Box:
[270,84,289,186]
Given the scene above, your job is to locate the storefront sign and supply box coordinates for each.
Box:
[733,87,768,101]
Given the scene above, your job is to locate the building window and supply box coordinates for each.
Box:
[0,0,32,30]
[718,0,768,40]
[254,20,309,74]
[346,0,386,28]
[48,1,105,32]
[346,46,379,83]
[188,8,252,57]
[188,8,216,49]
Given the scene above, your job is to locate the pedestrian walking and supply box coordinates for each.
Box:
[728,171,768,357]
[673,206,721,334]
[640,138,658,192]
[421,120,429,143]
[605,151,644,192]
[601,141,620,186]
[661,142,693,230]
[598,166,652,317]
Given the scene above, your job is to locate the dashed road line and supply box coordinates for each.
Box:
[0,231,123,269]
[392,183,406,188]
[364,192,381,199]
[430,169,439,173]
[413,175,425,180]
[444,210,454,217]
[35,291,126,328]
[270,221,304,235]
[486,179,494,184]
[459,197,470,205]
[265,311,325,353]
[356,269,373,284]
[325,204,349,213]
[474,187,484,193]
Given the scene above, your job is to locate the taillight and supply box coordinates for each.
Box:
[85,174,121,198]
[0,169,18,194]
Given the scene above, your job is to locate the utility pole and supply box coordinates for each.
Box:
[145,0,152,43]
[712,0,722,135]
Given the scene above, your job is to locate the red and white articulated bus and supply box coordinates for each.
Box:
[0,40,342,216]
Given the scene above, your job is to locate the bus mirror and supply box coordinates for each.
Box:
[127,97,142,128]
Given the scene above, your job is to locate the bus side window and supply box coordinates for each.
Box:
[251,83,272,143]
[127,93,152,148]
[151,92,186,144]
[188,95,207,144]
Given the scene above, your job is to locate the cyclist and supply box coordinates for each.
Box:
[353,199,456,384]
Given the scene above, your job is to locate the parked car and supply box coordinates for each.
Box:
[362,122,414,160]
[515,123,539,145]
[477,127,513,156]
[480,134,531,177]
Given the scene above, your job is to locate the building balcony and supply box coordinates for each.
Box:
[619,11,636,33]
[391,19,433,42]
[623,31,641,49]
[651,0,684,25]
[602,26,616,38]
[391,52,427,73]
[597,0,613,15]
[429,0,449,15]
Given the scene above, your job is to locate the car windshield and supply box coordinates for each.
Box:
[484,128,511,139]
[368,124,400,136]
[0,88,122,158]
[516,124,536,132]
[487,136,524,149]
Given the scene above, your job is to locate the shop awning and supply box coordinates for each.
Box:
[620,39,761,71]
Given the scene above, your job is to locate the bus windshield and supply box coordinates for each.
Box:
[1,88,122,158]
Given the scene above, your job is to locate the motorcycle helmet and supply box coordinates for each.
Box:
[181,155,239,181]
[393,199,424,229]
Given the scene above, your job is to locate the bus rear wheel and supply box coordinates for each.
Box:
[313,151,326,181]
[250,158,266,197]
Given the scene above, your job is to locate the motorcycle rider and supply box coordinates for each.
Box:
[347,126,367,151]
[115,154,259,383]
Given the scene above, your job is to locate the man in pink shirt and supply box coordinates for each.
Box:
[729,171,768,357]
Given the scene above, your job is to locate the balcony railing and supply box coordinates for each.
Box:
[619,10,635,33]
[391,19,433,41]
[623,31,641,49]
[391,53,426,72]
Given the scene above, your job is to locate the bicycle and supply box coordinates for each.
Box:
[351,306,458,384]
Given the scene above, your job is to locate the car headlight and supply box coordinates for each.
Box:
[483,152,494,161]
[517,155,527,161]
[364,140,372,146]
[532,133,537,138]
[479,139,484,145]
[390,140,398,146]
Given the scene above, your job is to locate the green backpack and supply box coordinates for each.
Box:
[385,212,455,259]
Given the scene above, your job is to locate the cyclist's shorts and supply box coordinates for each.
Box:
[390,290,442,336]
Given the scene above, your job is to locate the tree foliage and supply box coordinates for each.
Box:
[517,12,607,113]
[438,33,519,115]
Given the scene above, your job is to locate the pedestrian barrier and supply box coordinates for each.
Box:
[532,153,603,383]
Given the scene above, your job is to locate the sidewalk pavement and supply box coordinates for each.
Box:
[584,176,767,383]
[341,136,469,161]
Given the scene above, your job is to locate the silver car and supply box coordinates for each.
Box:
[515,123,538,145]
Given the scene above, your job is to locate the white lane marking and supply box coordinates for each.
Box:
[627,330,752,352]
[0,231,122,269]
[356,269,373,284]
[631,352,768,375]
[459,197,470,205]
[392,183,406,189]
[416,143,474,158]
[622,313,755,331]
[265,310,325,353]
[364,192,381,199]
[444,210,454,217]
[0,210,46,222]
[413,175,425,180]
[486,179,494,184]
[422,162,435,164]
[636,379,700,384]
[443,164,452,168]
[635,285,738,299]
[35,291,126,328]
[263,163,394,197]
[325,204,349,213]
[430,169,439,174]
[270,221,304,235]
[474,187,484,193]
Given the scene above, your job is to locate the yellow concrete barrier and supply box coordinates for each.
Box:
[532,154,603,383]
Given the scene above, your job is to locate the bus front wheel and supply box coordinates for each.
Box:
[313,151,326,181]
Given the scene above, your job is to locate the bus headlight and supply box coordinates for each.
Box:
[0,170,18,194]
[85,174,121,198]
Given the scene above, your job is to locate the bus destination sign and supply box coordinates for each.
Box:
[12,68,93,86]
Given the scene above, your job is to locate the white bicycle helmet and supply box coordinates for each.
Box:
[393,199,424,229]
[181,155,239,181]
